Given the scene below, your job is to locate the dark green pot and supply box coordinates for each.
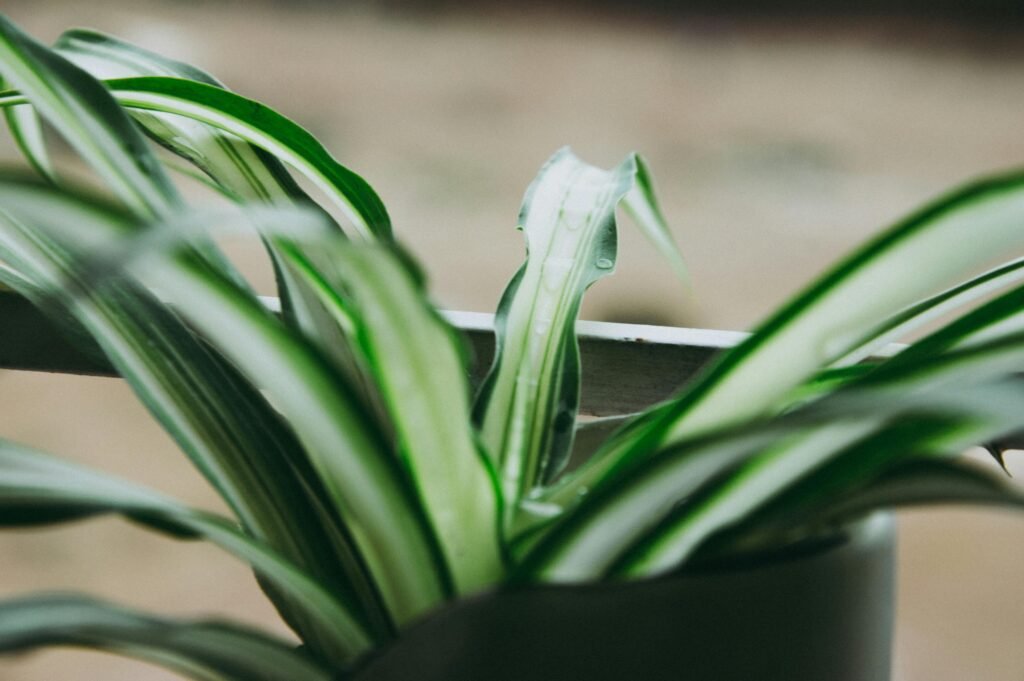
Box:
[352,513,896,681]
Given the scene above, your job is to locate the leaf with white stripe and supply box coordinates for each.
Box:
[808,458,1024,521]
[622,154,688,284]
[475,149,682,525]
[0,595,333,681]
[0,176,449,626]
[0,439,373,663]
[521,333,1024,581]
[282,242,504,594]
[0,16,178,217]
[547,170,1024,514]
[694,454,1024,564]
[3,102,54,183]
[615,338,1024,577]
[0,187,395,647]
[831,256,1024,367]
[53,29,307,206]
[92,76,389,238]
[50,30,395,429]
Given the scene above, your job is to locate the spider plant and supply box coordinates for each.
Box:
[0,13,1022,680]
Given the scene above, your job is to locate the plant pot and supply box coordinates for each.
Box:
[351,513,896,681]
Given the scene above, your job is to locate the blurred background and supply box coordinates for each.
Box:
[2,0,1024,678]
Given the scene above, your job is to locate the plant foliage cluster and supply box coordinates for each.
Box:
[0,14,1021,679]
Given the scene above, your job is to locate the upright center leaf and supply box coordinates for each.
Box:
[474,148,639,522]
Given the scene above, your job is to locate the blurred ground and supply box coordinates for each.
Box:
[1,1,1023,679]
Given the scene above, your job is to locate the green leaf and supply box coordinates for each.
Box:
[881,280,1024,365]
[547,169,1024,515]
[283,243,505,594]
[0,16,250,298]
[782,364,879,405]
[622,154,688,285]
[56,28,223,86]
[615,339,1024,577]
[0,187,395,647]
[520,333,1024,581]
[0,176,449,626]
[781,259,1024,408]
[0,15,178,217]
[0,439,373,663]
[52,29,308,207]
[830,257,1024,368]
[48,30,395,428]
[3,103,55,183]
[475,149,650,521]
[0,47,390,399]
[695,456,1024,564]
[0,595,332,681]
[126,244,450,627]
[811,458,1024,520]
[516,414,831,580]
[92,76,390,238]
[653,171,1024,440]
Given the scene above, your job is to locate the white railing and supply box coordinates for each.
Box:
[0,290,747,416]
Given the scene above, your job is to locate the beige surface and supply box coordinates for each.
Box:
[2,2,1024,678]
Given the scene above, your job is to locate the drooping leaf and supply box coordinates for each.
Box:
[0,15,248,293]
[52,30,345,322]
[0,595,333,681]
[53,28,291,208]
[0,47,391,419]
[0,439,373,662]
[80,75,389,238]
[621,153,688,285]
[3,102,54,183]
[0,15,178,217]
